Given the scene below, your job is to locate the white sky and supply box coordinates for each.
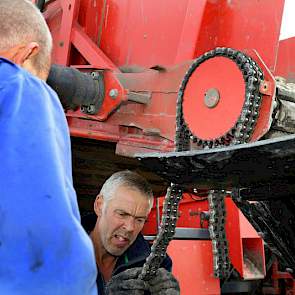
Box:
[280,0,295,40]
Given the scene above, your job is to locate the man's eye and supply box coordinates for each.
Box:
[136,218,145,224]
[116,212,127,217]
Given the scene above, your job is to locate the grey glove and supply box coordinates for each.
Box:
[105,267,147,295]
[148,268,180,295]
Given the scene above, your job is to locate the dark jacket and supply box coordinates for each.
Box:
[82,213,172,295]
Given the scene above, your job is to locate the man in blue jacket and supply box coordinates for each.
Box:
[0,0,98,294]
[82,170,180,295]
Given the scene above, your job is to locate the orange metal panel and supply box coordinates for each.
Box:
[225,198,265,280]
[195,0,285,72]
[275,37,295,80]
[167,240,220,295]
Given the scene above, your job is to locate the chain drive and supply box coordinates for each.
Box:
[208,190,231,278]
[139,184,182,281]
[176,47,264,150]
[141,48,264,282]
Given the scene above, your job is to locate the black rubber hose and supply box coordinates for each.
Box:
[35,0,45,11]
[47,64,104,113]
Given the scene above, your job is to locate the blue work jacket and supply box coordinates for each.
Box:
[0,58,98,295]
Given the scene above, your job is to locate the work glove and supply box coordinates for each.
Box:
[105,267,147,295]
[148,268,180,295]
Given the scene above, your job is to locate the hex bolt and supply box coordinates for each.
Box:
[109,88,119,99]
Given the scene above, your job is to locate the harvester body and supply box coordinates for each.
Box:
[39,0,295,293]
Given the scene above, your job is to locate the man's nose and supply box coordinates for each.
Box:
[123,216,136,232]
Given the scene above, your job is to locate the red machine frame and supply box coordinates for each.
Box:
[42,1,295,294]
[43,0,287,156]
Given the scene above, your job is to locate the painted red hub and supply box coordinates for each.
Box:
[182,57,246,140]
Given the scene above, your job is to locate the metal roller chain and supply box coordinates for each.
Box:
[139,184,183,281]
[208,190,230,278]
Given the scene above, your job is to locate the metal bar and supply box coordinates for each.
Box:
[174,0,206,63]
[156,197,160,233]
[127,91,151,104]
[71,23,118,71]
[145,228,210,240]
[55,0,80,65]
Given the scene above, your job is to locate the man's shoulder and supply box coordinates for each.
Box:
[1,59,37,94]
[128,233,151,256]
[0,58,62,114]
[0,57,29,80]
[0,57,17,68]
[0,57,50,93]
[0,58,24,85]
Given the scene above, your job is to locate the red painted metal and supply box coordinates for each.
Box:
[41,1,294,292]
[65,62,192,153]
[47,0,119,69]
[182,57,246,140]
[45,0,286,69]
[144,196,265,281]
[245,50,276,141]
[92,70,127,120]
[91,0,284,70]
[225,198,265,280]
[44,0,286,153]
[275,37,295,81]
[167,241,220,295]
[174,0,207,64]
[143,194,210,236]
[143,195,219,294]
[263,259,295,295]
[55,0,80,66]
[97,0,204,68]
[71,23,118,70]
[195,0,285,72]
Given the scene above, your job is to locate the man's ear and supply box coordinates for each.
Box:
[94,195,104,217]
[14,42,40,66]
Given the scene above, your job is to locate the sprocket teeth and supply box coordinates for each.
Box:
[176,47,264,151]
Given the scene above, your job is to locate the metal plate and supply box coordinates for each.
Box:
[182,56,245,140]
[136,134,295,190]
[145,228,210,240]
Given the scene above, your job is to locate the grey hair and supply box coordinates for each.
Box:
[0,0,52,74]
[99,170,154,211]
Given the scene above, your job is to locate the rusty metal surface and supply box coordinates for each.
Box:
[136,134,295,191]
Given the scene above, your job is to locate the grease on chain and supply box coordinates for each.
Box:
[139,184,182,281]
[208,190,230,278]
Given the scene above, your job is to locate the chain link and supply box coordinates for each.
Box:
[139,184,182,281]
[208,190,230,278]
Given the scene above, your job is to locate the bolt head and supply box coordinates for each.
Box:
[204,88,220,108]
[109,89,119,99]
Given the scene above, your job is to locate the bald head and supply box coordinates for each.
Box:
[0,0,52,79]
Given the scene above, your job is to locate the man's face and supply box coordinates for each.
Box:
[96,185,151,256]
